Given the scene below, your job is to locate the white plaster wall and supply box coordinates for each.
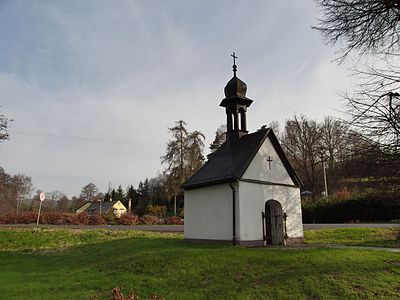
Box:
[237,181,303,241]
[184,183,234,240]
[243,137,294,185]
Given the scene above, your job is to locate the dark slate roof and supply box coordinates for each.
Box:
[87,200,123,214]
[182,128,303,190]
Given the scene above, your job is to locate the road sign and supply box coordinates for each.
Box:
[39,192,45,202]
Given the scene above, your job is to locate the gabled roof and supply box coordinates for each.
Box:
[87,200,125,214]
[182,128,303,190]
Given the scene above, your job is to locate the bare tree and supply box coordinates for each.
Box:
[0,108,10,142]
[80,183,99,203]
[281,115,323,200]
[315,0,400,152]
[12,174,33,213]
[319,117,349,169]
[343,66,400,150]
[314,0,400,60]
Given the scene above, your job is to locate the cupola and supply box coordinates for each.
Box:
[220,52,253,144]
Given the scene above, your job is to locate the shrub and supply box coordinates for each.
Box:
[41,212,65,225]
[146,205,167,217]
[140,214,160,225]
[88,215,106,225]
[0,213,17,224]
[103,211,117,225]
[117,214,140,225]
[302,190,400,223]
[76,213,89,225]
[164,216,184,225]
[0,212,38,224]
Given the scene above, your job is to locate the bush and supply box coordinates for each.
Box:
[75,213,89,225]
[302,191,400,223]
[146,205,167,217]
[41,212,65,225]
[140,214,160,225]
[164,216,184,225]
[103,211,117,225]
[62,213,89,225]
[88,215,106,225]
[116,214,140,225]
[0,213,18,224]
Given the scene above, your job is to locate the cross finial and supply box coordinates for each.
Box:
[231,52,237,76]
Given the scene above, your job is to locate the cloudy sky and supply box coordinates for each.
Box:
[0,0,354,197]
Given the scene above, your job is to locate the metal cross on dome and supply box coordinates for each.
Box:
[231,52,238,76]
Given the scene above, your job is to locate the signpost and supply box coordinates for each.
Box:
[36,192,45,226]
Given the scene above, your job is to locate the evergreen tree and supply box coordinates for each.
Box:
[115,185,125,202]
[110,189,116,202]
[103,192,111,202]
[209,125,226,153]
[127,185,139,208]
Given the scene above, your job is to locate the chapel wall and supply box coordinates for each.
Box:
[184,183,233,241]
[237,181,303,241]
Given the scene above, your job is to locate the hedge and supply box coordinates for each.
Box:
[302,191,400,223]
[0,212,184,225]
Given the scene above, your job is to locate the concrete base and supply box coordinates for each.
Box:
[185,236,304,247]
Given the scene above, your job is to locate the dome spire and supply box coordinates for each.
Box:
[220,52,253,144]
[231,52,237,77]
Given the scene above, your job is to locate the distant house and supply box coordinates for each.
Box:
[75,202,91,214]
[76,200,127,217]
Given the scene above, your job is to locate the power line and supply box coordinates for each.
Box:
[11,130,163,147]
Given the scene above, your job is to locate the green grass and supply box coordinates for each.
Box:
[305,227,400,248]
[0,228,399,299]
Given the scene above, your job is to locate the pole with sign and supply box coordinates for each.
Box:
[36,192,45,226]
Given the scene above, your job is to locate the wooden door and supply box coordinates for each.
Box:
[265,200,284,245]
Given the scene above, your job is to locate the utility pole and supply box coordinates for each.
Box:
[174,194,177,216]
[321,153,328,197]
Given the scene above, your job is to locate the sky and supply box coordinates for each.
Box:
[0,0,354,197]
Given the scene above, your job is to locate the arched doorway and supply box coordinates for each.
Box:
[263,200,284,245]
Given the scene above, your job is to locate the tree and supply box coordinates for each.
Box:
[136,179,150,215]
[162,120,188,186]
[314,0,400,60]
[319,117,349,170]
[281,115,323,200]
[209,125,226,153]
[187,131,205,174]
[12,174,33,213]
[126,185,139,210]
[343,72,400,151]
[161,120,205,196]
[314,0,400,152]
[115,185,125,202]
[0,108,10,142]
[80,183,98,202]
[57,195,71,212]
[0,167,13,212]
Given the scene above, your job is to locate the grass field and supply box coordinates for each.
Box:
[0,227,399,299]
[304,227,400,248]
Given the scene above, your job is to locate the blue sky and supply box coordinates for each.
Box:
[0,0,353,197]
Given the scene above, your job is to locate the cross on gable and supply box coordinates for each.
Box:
[267,156,272,169]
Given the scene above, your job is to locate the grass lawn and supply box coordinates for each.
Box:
[0,228,399,299]
[305,227,400,248]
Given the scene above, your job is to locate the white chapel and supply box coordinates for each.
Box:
[182,56,304,246]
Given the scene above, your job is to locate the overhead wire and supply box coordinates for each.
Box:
[10,130,163,147]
